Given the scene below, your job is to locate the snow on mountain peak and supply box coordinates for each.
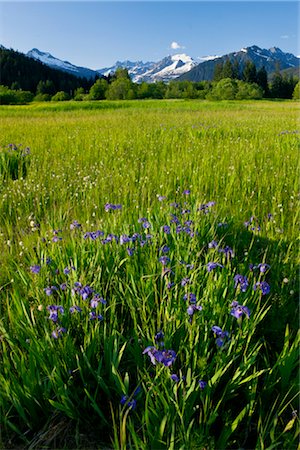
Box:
[171,53,193,63]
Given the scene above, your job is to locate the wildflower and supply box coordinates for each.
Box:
[89,311,103,321]
[120,234,130,245]
[60,282,68,291]
[199,380,207,390]
[44,286,58,296]
[211,326,230,347]
[52,236,62,242]
[120,396,137,410]
[70,220,81,230]
[253,281,270,295]
[187,304,202,317]
[183,189,191,195]
[155,330,164,347]
[160,245,170,253]
[90,294,106,308]
[257,263,270,273]
[143,347,177,367]
[159,256,170,265]
[206,262,224,272]
[234,274,249,292]
[79,285,94,300]
[126,247,134,256]
[47,305,64,322]
[63,266,75,275]
[51,327,66,339]
[105,203,122,212]
[170,214,180,224]
[181,277,190,286]
[69,305,82,314]
[208,240,218,249]
[219,246,234,257]
[30,265,41,274]
[183,293,196,303]
[158,195,166,201]
[142,221,151,229]
[230,301,250,319]
[170,374,180,382]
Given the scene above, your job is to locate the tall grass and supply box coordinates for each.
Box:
[0,99,298,449]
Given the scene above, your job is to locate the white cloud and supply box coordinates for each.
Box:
[280,35,289,39]
[170,41,185,50]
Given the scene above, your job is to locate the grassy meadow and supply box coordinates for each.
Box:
[0,99,299,449]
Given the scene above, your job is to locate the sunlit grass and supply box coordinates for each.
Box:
[0,99,299,449]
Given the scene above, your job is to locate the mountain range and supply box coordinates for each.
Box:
[178,45,299,82]
[3,44,300,84]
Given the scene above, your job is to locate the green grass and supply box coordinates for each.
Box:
[0,99,299,449]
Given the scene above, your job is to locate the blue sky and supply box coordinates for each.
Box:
[0,1,298,69]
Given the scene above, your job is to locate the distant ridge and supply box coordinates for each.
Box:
[27,48,98,80]
[178,45,300,81]
[2,44,299,84]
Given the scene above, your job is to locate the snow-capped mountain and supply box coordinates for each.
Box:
[97,54,197,83]
[179,45,300,82]
[24,45,299,84]
[197,55,220,62]
[27,48,98,80]
[97,60,155,79]
[133,54,197,83]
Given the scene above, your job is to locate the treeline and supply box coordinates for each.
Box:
[0,48,94,93]
[0,49,299,104]
[212,59,296,99]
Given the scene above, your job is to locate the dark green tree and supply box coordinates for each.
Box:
[256,66,269,96]
[243,61,257,84]
[222,59,234,79]
[88,78,108,100]
[213,63,224,81]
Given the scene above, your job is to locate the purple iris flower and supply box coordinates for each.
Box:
[253,281,270,295]
[257,263,270,273]
[70,220,81,230]
[51,327,66,339]
[159,256,170,265]
[47,305,64,322]
[206,262,224,272]
[212,326,230,347]
[120,234,130,245]
[30,265,41,274]
[187,304,202,316]
[44,286,58,296]
[208,240,218,249]
[181,277,190,286]
[183,293,196,303]
[79,285,94,300]
[69,305,82,314]
[90,295,103,308]
[170,374,180,382]
[230,301,250,319]
[234,274,249,292]
[126,248,134,256]
[143,347,177,367]
[162,225,171,234]
[89,311,103,321]
[199,380,207,390]
[183,189,191,195]
[219,246,234,257]
[142,221,151,229]
[52,236,62,242]
[160,245,170,253]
